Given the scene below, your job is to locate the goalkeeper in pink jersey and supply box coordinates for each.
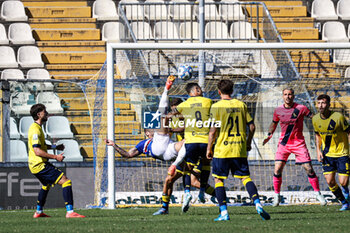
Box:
[263,88,326,207]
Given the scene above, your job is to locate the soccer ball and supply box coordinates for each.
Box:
[177,65,193,81]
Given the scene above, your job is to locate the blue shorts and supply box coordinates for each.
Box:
[322,155,350,176]
[185,143,207,166]
[34,163,64,186]
[212,157,250,179]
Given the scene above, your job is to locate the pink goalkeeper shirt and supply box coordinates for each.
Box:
[273,103,312,146]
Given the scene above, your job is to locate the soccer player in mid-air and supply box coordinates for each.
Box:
[263,88,326,206]
[207,79,270,221]
[105,75,186,164]
[312,94,350,211]
[28,104,85,218]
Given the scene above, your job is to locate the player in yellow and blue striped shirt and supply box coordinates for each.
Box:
[28,104,85,218]
[312,94,350,211]
[174,83,212,212]
[206,79,270,221]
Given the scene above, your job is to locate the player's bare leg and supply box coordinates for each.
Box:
[272,161,286,207]
[324,173,350,211]
[153,170,182,215]
[301,162,326,206]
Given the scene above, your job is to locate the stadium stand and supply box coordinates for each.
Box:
[0,46,18,68]
[26,68,54,91]
[0,0,343,161]
[230,21,256,40]
[0,0,28,21]
[10,117,20,139]
[56,139,83,162]
[9,140,27,162]
[0,23,9,45]
[322,21,349,42]
[144,0,170,21]
[1,69,24,80]
[18,116,34,139]
[36,92,64,114]
[337,0,350,20]
[46,116,74,139]
[205,21,230,40]
[92,0,119,21]
[130,21,153,40]
[8,23,35,45]
[311,0,338,20]
[102,21,125,42]
[17,46,44,68]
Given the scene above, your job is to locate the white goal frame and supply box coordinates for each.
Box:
[106,42,350,209]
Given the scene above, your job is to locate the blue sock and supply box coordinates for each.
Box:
[36,205,43,213]
[254,199,261,206]
[342,186,349,197]
[219,204,228,216]
[184,174,191,193]
[215,183,226,206]
[66,204,73,212]
[245,180,259,203]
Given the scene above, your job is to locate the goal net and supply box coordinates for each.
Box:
[86,42,350,208]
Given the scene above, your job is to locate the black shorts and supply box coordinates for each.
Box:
[322,155,350,176]
[184,143,207,166]
[212,157,250,179]
[34,163,64,186]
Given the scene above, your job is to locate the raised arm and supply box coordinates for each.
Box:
[105,139,141,158]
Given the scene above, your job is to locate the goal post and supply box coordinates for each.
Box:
[102,42,350,209]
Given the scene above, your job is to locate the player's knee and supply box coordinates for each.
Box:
[62,179,72,188]
[242,177,252,186]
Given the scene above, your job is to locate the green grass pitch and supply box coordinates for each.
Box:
[1,206,350,233]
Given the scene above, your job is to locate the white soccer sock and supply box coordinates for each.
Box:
[157,87,169,115]
[172,143,186,167]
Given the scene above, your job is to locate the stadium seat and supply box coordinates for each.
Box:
[36,92,64,114]
[45,140,55,156]
[179,22,199,40]
[10,117,20,139]
[46,116,74,139]
[337,0,350,20]
[0,24,9,45]
[9,140,27,162]
[17,46,44,68]
[322,21,349,42]
[195,0,220,20]
[92,0,119,21]
[19,116,34,138]
[144,0,170,21]
[345,67,350,78]
[333,49,350,65]
[311,0,338,20]
[0,1,28,21]
[56,139,83,162]
[169,0,194,20]
[1,69,24,80]
[220,0,246,21]
[230,21,256,40]
[8,23,35,45]
[102,22,125,42]
[0,46,18,68]
[130,22,154,40]
[10,92,36,115]
[27,69,54,91]
[119,0,145,21]
[205,22,230,40]
[154,21,180,41]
